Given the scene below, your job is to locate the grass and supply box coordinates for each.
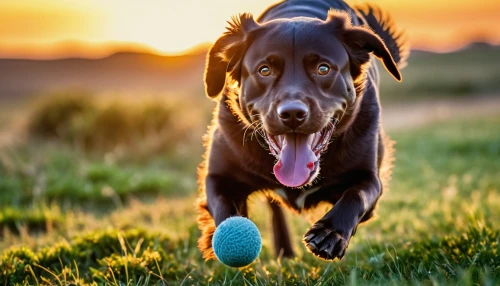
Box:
[379,47,500,102]
[1,226,496,285]
[1,92,207,208]
[26,90,208,154]
[1,107,499,284]
[1,40,499,285]
[0,141,195,206]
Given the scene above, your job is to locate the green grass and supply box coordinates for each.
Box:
[0,141,197,207]
[1,115,499,285]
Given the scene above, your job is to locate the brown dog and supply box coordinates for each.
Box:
[197,0,409,261]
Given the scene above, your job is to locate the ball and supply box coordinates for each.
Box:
[212,216,262,267]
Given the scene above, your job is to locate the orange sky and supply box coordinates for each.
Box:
[0,0,498,59]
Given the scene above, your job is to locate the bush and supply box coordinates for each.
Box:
[27,90,96,142]
[27,90,195,155]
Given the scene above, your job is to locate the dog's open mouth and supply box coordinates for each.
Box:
[264,123,335,188]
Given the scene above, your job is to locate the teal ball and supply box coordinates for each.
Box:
[212,216,262,267]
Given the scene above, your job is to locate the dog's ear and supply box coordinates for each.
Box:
[205,13,259,98]
[327,10,401,82]
[341,27,402,81]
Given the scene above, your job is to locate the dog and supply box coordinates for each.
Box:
[197,0,409,261]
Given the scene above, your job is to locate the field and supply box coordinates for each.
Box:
[1,46,499,285]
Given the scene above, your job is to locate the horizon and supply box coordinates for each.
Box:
[1,39,498,61]
[1,0,499,60]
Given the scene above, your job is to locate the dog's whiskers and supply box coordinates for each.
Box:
[254,124,269,150]
[250,121,269,149]
[243,114,270,149]
[242,119,262,146]
[327,117,339,144]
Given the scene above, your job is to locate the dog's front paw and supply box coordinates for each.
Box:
[303,222,350,260]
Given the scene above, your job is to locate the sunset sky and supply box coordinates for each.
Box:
[0,0,498,59]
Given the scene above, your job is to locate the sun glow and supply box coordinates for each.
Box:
[0,0,499,59]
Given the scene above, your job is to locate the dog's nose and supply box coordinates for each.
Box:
[277,101,308,129]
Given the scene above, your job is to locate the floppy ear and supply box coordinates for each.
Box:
[341,27,401,81]
[326,10,401,82]
[204,13,259,98]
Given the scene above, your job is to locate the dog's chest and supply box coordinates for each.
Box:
[274,185,322,212]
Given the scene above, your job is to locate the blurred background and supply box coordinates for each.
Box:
[1,0,498,201]
[0,0,499,283]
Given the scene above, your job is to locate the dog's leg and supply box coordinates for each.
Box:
[303,173,381,260]
[206,174,251,225]
[268,199,294,258]
[197,174,252,259]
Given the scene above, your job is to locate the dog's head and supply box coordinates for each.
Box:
[205,11,401,188]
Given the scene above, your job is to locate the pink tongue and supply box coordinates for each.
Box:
[273,133,317,187]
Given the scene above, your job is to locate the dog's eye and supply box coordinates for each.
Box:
[318,64,330,75]
[259,65,271,76]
